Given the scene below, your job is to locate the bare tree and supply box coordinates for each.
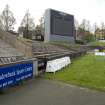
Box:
[77,19,87,41]
[74,19,79,39]
[79,19,91,32]
[20,10,35,39]
[101,22,105,39]
[39,16,45,35]
[0,17,4,30]
[77,19,93,43]
[93,23,97,40]
[86,20,91,32]
[74,19,79,30]
[1,4,16,31]
[34,16,44,41]
[79,19,87,31]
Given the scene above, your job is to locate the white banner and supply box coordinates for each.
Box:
[46,56,71,73]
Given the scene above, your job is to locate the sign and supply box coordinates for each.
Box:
[95,52,105,56]
[46,57,71,73]
[0,61,33,88]
[50,9,74,36]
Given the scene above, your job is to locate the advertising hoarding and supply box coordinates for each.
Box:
[0,61,33,88]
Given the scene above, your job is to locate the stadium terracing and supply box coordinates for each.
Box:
[0,29,91,89]
[0,29,90,67]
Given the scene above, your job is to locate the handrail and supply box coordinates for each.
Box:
[0,58,37,67]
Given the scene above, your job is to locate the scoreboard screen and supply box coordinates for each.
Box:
[50,9,74,36]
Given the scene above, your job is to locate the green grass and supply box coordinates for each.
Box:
[44,54,105,91]
[90,41,105,46]
[49,41,81,49]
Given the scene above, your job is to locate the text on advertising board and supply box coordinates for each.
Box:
[0,61,33,88]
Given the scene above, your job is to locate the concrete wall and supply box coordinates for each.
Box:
[50,34,75,43]
[44,9,51,42]
[33,60,38,77]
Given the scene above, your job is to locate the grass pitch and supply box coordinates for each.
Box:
[45,54,105,91]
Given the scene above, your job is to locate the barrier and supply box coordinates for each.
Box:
[46,56,71,73]
[0,59,37,89]
[95,52,105,56]
[94,49,105,56]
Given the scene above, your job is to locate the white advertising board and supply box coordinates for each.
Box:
[95,52,105,56]
[46,56,71,73]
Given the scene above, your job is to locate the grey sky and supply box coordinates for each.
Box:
[0,0,105,30]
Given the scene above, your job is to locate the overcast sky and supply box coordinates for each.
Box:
[0,0,105,30]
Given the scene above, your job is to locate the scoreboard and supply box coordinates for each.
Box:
[44,9,75,43]
[50,9,74,36]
